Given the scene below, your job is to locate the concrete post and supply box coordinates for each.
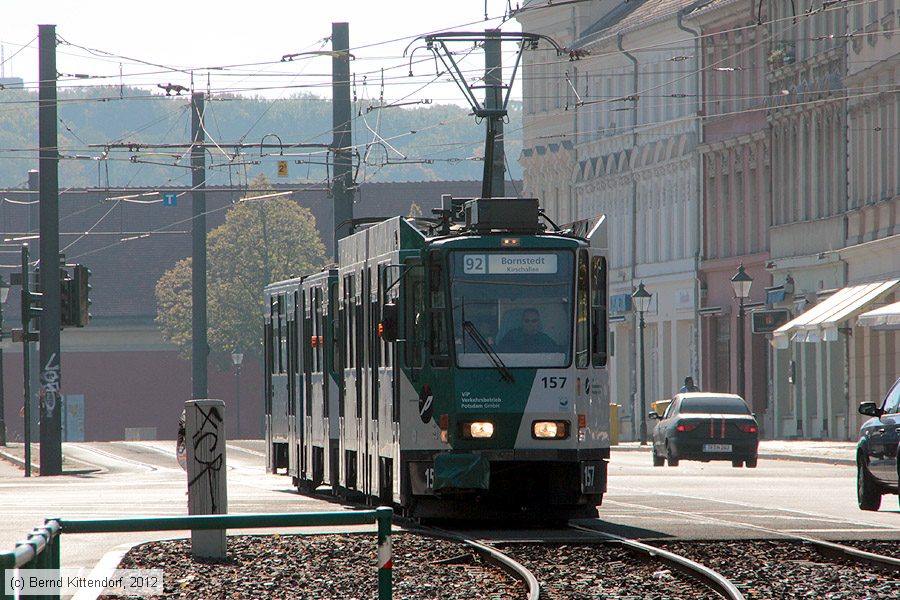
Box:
[185,399,227,559]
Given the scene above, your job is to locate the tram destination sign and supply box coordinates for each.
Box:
[463,254,558,275]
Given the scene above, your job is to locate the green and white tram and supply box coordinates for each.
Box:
[265,196,610,519]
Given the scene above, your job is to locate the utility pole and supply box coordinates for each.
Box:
[38,24,62,476]
[331,22,353,258]
[484,29,505,198]
[26,170,39,445]
[191,92,208,399]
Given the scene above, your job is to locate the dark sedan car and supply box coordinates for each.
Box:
[650,393,759,467]
[856,376,900,511]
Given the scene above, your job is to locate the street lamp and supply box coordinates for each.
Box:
[0,275,10,446]
[632,281,652,446]
[730,264,753,400]
[231,346,244,439]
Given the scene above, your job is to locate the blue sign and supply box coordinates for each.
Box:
[163,192,177,207]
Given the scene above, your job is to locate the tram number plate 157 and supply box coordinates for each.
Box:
[703,444,732,452]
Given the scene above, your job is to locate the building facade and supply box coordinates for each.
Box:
[518,0,704,440]
[517,0,898,440]
[688,0,772,422]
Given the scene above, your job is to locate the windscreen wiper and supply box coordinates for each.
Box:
[462,320,514,383]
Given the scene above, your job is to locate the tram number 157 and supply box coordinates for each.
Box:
[581,461,604,494]
[541,376,567,389]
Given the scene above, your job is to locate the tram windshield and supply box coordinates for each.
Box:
[449,250,574,368]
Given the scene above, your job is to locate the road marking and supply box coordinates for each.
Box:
[780,528,900,533]
[613,487,895,530]
[607,498,900,538]
[226,443,266,458]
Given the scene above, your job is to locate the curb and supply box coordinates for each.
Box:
[0,447,104,475]
[610,445,855,467]
[72,542,140,600]
[0,447,40,475]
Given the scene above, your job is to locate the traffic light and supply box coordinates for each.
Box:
[60,274,76,328]
[21,288,43,327]
[73,264,92,327]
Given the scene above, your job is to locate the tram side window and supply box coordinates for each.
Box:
[576,250,590,368]
[302,290,312,374]
[292,291,300,377]
[429,255,449,367]
[268,298,278,376]
[344,275,355,370]
[311,289,319,373]
[315,288,325,374]
[278,295,287,374]
[330,282,340,377]
[404,264,424,368]
[591,255,608,367]
[379,265,392,369]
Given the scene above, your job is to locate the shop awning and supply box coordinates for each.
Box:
[772,279,899,348]
[857,300,900,328]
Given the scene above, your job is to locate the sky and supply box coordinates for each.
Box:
[1,1,527,104]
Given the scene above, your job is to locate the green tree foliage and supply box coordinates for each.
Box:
[155,175,326,362]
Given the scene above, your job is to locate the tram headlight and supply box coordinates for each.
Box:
[532,420,569,440]
[461,422,494,439]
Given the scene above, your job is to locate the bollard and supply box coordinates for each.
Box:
[376,506,392,600]
[185,399,228,559]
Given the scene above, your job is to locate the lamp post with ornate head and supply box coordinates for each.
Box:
[731,265,753,400]
[632,282,652,445]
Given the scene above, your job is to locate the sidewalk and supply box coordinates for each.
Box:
[612,440,857,466]
[0,442,101,475]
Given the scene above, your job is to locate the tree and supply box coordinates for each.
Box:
[155,175,326,362]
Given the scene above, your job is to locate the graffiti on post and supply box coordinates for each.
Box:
[188,405,225,513]
[40,352,60,418]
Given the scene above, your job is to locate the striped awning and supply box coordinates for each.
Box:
[772,279,899,348]
[857,300,900,328]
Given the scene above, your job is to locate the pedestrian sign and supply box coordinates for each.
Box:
[163,192,177,207]
[277,160,288,177]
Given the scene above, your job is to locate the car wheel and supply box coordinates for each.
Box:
[745,458,758,468]
[652,451,665,467]
[731,459,744,468]
[666,443,679,467]
[857,456,882,511]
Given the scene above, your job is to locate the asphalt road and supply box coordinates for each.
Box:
[592,451,900,541]
[2,443,899,571]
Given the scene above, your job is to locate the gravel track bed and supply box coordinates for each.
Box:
[502,543,721,600]
[658,540,900,599]
[103,532,526,599]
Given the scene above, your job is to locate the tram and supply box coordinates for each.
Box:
[264,196,610,519]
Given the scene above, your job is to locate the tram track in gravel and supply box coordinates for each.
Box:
[420,508,900,600]
[583,499,900,599]
[416,523,743,600]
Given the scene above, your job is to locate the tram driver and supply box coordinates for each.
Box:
[497,307,561,353]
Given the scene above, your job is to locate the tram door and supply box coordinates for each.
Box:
[288,289,301,481]
[362,266,375,497]
[368,265,380,499]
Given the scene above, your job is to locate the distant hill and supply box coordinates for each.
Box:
[0,86,522,188]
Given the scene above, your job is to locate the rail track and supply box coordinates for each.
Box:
[408,515,900,599]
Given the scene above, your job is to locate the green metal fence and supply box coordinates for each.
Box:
[1,508,392,600]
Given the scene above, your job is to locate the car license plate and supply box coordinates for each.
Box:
[703,444,732,452]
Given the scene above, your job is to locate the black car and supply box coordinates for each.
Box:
[856,377,900,511]
[650,393,759,468]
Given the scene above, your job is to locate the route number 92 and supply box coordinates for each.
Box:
[463,255,487,274]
